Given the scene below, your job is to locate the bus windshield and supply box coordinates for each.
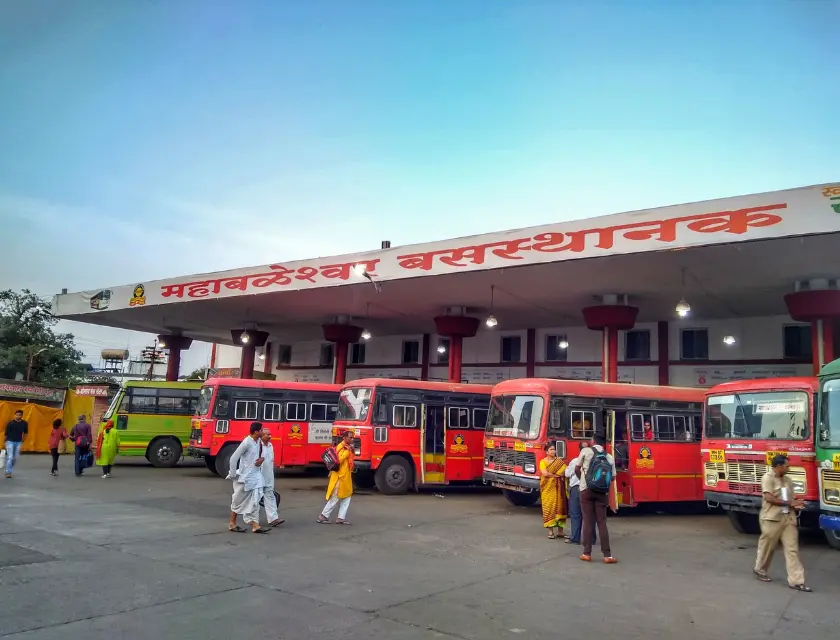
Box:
[337,387,372,421]
[705,391,809,441]
[486,394,544,440]
[102,389,123,420]
[197,386,214,417]
[820,377,840,448]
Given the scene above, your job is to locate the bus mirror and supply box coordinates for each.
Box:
[555,440,566,459]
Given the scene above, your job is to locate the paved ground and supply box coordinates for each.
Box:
[1,455,838,640]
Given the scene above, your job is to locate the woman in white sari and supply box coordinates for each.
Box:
[227,422,270,534]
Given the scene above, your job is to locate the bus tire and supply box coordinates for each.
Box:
[205,455,219,476]
[503,490,539,508]
[727,510,760,535]
[214,444,237,478]
[148,438,182,468]
[375,455,413,495]
[825,529,840,550]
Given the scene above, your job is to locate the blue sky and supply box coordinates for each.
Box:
[1,0,838,371]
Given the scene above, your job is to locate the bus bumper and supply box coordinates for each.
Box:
[706,491,820,514]
[187,446,211,458]
[483,470,540,493]
[819,514,840,533]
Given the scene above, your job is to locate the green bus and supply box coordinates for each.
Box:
[101,380,203,467]
[818,357,840,548]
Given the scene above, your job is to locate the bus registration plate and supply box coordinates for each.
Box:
[709,450,725,463]
[765,451,788,466]
[514,441,526,452]
[833,453,840,471]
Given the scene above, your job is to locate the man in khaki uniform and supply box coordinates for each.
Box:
[753,454,812,592]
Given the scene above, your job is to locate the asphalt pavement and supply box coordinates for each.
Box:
[1,454,838,639]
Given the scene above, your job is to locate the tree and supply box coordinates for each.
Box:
[0,289,85,386]
[185,366,208,380]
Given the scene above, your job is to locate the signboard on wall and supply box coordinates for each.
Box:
[74,385,111,397]
[0,379,66,403]
[689,365,808,387]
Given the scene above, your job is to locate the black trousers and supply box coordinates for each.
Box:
[101,464,112,475]
[50,448,60,473]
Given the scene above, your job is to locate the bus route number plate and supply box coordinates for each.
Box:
[765,451,787,466]
[709,450,725,463]
[833,453,840,471]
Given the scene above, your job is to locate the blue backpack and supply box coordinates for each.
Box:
[586,447,613,493]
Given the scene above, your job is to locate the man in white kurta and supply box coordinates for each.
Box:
[260,429,284,527]
[227,422,269,533]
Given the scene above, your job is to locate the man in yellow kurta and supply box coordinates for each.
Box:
[317,431,355,525]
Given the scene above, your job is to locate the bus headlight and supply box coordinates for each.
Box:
[484,457,490,467]
[791,480,806,495]
[524,463,536,474]
[705,473,718,487]
[825,489,840,505]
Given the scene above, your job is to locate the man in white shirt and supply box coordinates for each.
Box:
[259,429,284,527]
[227,422,270,534]
[577,434,617,564]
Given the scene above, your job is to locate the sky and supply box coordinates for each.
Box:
[0,0,838,374]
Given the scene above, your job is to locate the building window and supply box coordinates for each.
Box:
[351,342,366,364]
[625,330,651,361]
[320,343,334,367]
[545,335,568,362]
[680,329,709,360]
[276,344,292,366]
[500,336,522,363]
[784,325,812,359]
[402,340,420,364]
[437,338,450,365]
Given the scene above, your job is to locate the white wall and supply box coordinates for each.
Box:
[212,314,813,388]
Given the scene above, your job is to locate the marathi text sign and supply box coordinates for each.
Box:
[74,385,111,397]
[0,379,66,403]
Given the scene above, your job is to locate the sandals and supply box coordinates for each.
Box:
[335,520,351,526]
[547,533,557,539]
[228,525,247,533]
[316,517,330,524]
[754,570,771,583]
[268,519,285,527]
[789,584,812,592]
[252,527,271,534]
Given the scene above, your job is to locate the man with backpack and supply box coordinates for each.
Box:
[577,433,617,564]
[317,430,355,525]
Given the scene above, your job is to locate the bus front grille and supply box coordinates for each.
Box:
[487,444,536,473]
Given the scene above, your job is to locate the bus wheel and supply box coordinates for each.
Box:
[375,456,412,495]
[727,511,760,535]
[824,529,840,550]
[214,445,236,478]
[148,438,182,468]
[503,490,539,508]
[205,455,219,476]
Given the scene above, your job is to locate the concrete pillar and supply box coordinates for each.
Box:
[433,315,480,383]
[157,334,193,382]
[230,330,269,380]
[582,298,638,383]
[784,283,840,375]
[657,321,670,386]
[323,324,364,385]
[526,328,536,378]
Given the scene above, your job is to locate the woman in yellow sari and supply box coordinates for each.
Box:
[539,443,568,539]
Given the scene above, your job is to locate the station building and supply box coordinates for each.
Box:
[54,182,840,388]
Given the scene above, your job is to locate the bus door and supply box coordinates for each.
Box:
[421,403,446,484]
[628,412,656,503]
[444,406,472,482]
[605,410,620,511]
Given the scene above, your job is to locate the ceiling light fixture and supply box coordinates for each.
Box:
[558,337,569,349]
[361,329,372,340]
[676,268,691,318]
[722,335,736,346]
[485,285,498,328]
[437,344,447,354]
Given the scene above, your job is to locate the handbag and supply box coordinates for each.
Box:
[83,451,94,469]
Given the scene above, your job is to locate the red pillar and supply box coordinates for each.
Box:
[158,335,193,382]
[526,328,536,378]
[784,290,840,375]
[582,305,638,383]
[240,345,256,379]
[323,324,363,385]
[420,333,430,381]
[434,316,480,383]
[230,330,269,379]
[657,321,669,386]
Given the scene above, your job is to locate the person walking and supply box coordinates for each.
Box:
[259,429,284,527]
[539,443,567,539]
[565,442,589,545]
[227,422,271,534]
[4,409,28,478]
[578,433,618,564]
[48,418,69,476]
[69,415,93,476]
[754,454,812,592]
[95,420,120,478]
[317,430,355,525]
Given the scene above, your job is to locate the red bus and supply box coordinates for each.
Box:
[333,378,493,494]
[483,379,705,507]
[188,378,341,476]
[702,377,820,534]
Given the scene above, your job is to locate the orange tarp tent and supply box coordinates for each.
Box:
[0,391,94,453]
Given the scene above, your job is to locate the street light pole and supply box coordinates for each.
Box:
[25,347,48,381]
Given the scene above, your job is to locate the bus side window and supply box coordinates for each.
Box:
[234,400,258,420]
[373,397,389,424]
[447,407,470,429]
[655,415,675,441]
[630,413,653,441]
[214,393,230,417]
[118,392,130,413]
[473,408,488,430]
[570,409,594,439]
[548,398,565,436]
[393,405,417,428]
[263,402,282,422]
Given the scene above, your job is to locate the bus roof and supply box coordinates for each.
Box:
[124,380,203,389]
[343,378,494,395]
[705,377,819,395]
[492,378,704,402]
[820,358,840,377]
[202,377,341,393]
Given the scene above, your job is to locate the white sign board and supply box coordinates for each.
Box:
[308,423,334,444]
